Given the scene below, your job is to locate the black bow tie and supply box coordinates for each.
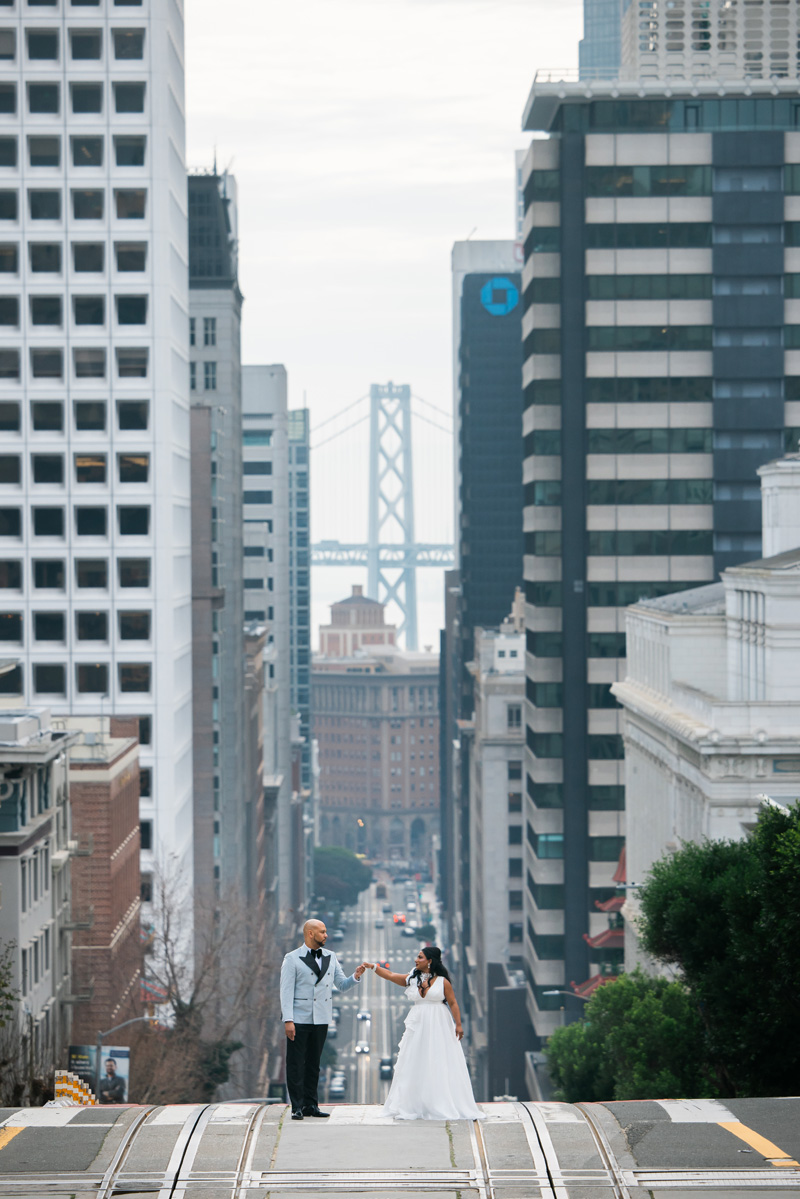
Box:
[310,948,322,959]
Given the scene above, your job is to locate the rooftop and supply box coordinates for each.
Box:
[523,73,800,133]
[633,581,725,616]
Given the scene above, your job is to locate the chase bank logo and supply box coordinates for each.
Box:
[480,276,519,316]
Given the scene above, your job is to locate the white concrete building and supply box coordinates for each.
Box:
[464,599,525,1097]
[0,1,192,892]
[613,451,800,967]
[621,0,800,83]
[0,707,78,1086]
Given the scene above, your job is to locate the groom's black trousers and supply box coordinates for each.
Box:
[286,1023,328,1111]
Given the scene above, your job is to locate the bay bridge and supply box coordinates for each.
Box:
[310,382,455,650]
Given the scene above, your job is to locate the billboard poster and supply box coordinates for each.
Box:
[68,1045,131,1103]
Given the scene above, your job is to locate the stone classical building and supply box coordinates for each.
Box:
[314,590,439,866]
[461,592,534,1101]
[318,586,396,657]
[613,451,800,966]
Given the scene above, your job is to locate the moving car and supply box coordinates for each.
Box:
[355,1041,370,1055]
[379,1057,393,1080]
[356,1009,371,1022]
[331,1006,341,1022]
[382,903,393,914]
[327,1021,338,1039]
[393,912,406,924]
[400,925,418,938]
[374,919,384,929]
[329,1079,346,1099]
[407,901,417,912]
[331,928,345,942]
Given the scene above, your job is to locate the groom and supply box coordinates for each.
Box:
[280,918,367,1119]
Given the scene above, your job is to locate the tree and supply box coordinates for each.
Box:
[638,800,800,1097]
[313,847,372,907]
[546,970,716,1101]
[129,866,275,1104]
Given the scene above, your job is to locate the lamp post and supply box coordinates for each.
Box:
[94,1015,154,1103]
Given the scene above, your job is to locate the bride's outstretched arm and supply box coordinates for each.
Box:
[443,979,464,1040]
[363,962,408,987]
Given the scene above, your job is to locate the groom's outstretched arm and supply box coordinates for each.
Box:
[332,955,365,992]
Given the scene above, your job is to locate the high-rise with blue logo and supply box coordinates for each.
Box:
[452,242,524,649]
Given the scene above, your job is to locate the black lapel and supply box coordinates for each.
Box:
[302,950,322,980]
[317,953,331,984]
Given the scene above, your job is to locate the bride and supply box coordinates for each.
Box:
[365,946,483,1121]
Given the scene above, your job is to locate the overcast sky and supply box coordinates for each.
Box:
[185,0,582,648]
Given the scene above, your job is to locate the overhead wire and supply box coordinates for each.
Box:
[310,393,369,436]
[311,412,369,452]
[411,392,452,421]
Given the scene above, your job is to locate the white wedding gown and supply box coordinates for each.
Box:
[382,975,484,1121]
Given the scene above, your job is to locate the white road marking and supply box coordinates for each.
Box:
[657,1099,739,1123]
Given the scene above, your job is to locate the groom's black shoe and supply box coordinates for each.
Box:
[302,1106,330,1118]
[291,1110,304,1120]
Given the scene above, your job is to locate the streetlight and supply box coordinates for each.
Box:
[94,1015,156,1103]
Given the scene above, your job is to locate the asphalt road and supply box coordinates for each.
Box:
[324,875,429,1106]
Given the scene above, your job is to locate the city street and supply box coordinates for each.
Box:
[324,877,430,1106]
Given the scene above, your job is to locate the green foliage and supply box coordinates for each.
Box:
[638,800,800,1097]
[545,970,716,1101]
[415,923,436,941]
[314,847,372,907]
[0,942,17,1028]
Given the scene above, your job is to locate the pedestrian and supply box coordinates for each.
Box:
[280,918,368,1120]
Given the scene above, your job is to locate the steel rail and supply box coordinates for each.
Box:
[230,1103,271,1199]
[96,1105,155,1199]
[576,1102,633,1199]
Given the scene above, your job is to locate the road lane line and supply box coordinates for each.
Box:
[0,1128,23,1152]
[718,1120,800,1167]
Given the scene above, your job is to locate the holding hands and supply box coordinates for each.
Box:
[354,962,370,979]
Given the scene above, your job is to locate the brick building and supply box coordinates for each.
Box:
[314,590,439,867]
[318,586,397,658]
[67,716,142,1046]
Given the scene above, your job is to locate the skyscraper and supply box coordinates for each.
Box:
[241,365,298,929]
[620,0,800,83]
[452,241,524,666]
[580,0,623,80]
[519,72,800,1039]
[288,407,311,794]
[188,169,246,914]
[0,2,193,890]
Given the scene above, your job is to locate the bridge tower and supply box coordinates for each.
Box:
[367,382,419,650]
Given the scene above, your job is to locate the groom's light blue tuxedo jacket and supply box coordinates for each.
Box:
[280,945,360,1025]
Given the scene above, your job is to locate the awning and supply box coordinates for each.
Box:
[595,895,624,913]
[583,927,624,949]
[569,972,618,999]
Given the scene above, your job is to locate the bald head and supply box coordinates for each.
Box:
[303,919,327,949]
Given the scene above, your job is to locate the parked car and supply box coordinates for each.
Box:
[355,1040,370,1055]
[374,919,384,930]
[357,1009,371,1022]
[379,1057,393,1080]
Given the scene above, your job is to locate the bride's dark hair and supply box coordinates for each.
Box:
[410,945,451,985]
